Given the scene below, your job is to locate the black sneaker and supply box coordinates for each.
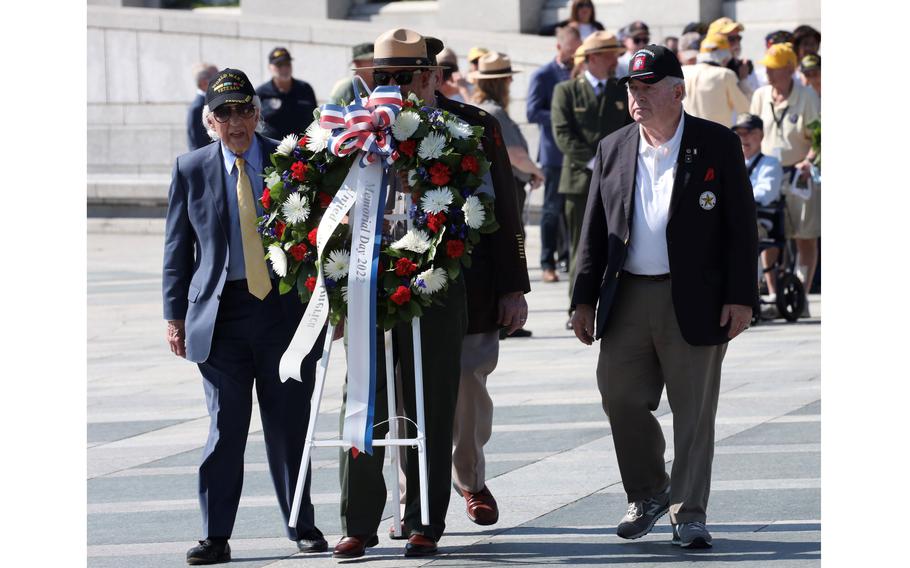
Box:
[672,522,713,548]
[616,487,670,540]
[187,539,231,565]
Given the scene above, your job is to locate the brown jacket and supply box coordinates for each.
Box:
[436,92,531,334]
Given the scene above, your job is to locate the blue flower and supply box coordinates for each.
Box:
[324,277,337,290]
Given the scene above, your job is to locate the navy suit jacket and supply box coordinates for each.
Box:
[186,94,211,152]
[526,59,570,168]
[163,133,284,362]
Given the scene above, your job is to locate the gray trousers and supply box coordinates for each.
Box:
[596,277,727,524]
[452,331,499,493]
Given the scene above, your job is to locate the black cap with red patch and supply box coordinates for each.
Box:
[619,45,684,85]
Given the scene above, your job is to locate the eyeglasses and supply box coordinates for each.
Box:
[212,104,256,123]
[727,35,742,43]
[373,70,423,86]
[632,35,651,45]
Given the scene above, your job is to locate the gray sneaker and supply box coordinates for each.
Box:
[672,522,713,548]
[616,487,670,539]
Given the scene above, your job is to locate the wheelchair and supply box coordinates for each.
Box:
[753,197,807,324]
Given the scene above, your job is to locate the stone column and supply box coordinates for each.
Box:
[438,0,548,34]
[242,0,353,19]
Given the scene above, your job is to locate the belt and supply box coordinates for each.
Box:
[622,271,670,282]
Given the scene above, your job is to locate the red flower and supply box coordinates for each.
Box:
[403,100,415,109]
[398,139,417,157]
[461,155,479,174]
[289,242,308,261]
[704,167,715,181]
[290,161,308,182]
[394,257,418,277]
[390,285,411,305]
[275,220,286,239]
[426,212,447,233]
[305,277,317,292]
[446,240,465,259]
[261,188,271,209]
[428,162,451,186]
[298,136,309,148]
[308,228,318,246]
[318,192,333,208]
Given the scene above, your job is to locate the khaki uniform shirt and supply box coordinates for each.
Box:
[682,63,750,127]
[750,81,820,167]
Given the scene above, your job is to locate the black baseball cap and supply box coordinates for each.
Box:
[269,46,293,65]
[800,53,821,71]
[205,68,255,110]
[765,30,793,46]
[731,113,763,131]
[627,20,650,36]
[619,45,684,85]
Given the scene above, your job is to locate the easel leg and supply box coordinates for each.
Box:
[411,318,430,527]
[385,329,403,538]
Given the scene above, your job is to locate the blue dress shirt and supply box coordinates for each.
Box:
[221,136,265,281]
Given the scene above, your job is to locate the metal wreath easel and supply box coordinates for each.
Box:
[287,193,430,535]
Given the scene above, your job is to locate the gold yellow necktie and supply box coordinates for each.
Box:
[235,157,272,300]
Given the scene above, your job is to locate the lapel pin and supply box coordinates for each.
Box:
[699,191,717,210]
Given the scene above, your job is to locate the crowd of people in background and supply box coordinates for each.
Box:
[185,5,821,322]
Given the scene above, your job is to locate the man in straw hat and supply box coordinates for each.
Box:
[332,28,529,560]
[681,32,750,127]
[551,30,632,327]
[571,45,757,549]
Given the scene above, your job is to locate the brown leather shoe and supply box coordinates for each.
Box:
[332,534,378,559]
[542,268,559,283]
[404,534,438,557]
[461,485,499,525]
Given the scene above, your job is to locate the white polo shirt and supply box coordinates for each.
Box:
[625,111,685,275]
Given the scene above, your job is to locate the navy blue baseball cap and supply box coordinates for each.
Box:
[619,45,684,85]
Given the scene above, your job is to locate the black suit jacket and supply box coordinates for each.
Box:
[186,93,211,152]
[435,92,531,334]
[571,113,757,346]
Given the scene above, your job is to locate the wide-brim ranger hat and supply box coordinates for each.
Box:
[356,28,445,70]
[206,68,256,110]
[573,44,587,66]
[581,31,624,55]
[468,52,521,80]
[619,45,684,85]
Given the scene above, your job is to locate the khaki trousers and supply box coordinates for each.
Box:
[451,331,499,493]
[597,277,727,524]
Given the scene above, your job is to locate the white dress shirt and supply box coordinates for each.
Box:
[625,111,685,275]
[746,151,783,206]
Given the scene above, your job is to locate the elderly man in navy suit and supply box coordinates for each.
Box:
[163,68,327,565]
[526,25,581,283]
[571,47,757,549]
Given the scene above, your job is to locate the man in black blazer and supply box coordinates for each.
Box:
[570,46,757,549]
[186,63,218,151]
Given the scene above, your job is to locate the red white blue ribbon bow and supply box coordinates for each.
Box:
[319,80,402,167]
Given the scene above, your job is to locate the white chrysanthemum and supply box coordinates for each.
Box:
[264,171,281,188]
[414,267,447,295]
[418,133,446,160]
[268,244,288,277]
[323,249,350,281]
[392,111,421,141]
[305,121,333,153]
[407,169,420,187]
[446,119,472,140]
[276,134,299,156]
[282,192,310,225]
[420,187,454,215]
[462,195,486,229]
[390,229,432,254]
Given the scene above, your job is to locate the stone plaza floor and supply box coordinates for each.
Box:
[87,219,821,567]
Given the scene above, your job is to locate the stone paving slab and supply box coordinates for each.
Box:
[88,222,821,567]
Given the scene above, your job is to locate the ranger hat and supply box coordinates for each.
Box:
[619,45,684,85]
[581,31,624,55]
[268,46,292,65]
[358,28,444,70]
[468,52,521,80]
[205,68,256,110]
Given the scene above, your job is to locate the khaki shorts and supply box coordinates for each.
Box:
[783,179,821,239]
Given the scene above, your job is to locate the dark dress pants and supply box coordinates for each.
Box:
[197,281,325,540]
[540,165,566,270]
[339,277,467,542]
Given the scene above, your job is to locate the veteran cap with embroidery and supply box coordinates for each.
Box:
[206,68,256,110]
[731,113,763,131]
[800,53,821,71]
[269,46,293,65]
[619,45,684,85]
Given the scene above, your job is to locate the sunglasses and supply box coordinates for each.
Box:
[727,34,742,43]
[212,103,256,123]
[373,70,423,86]
[632,35,651,45]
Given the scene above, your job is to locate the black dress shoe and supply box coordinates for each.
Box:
[404,534,438,557]
[296,535,328,553]
[186,539,231,565]
[499,327,533,340]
